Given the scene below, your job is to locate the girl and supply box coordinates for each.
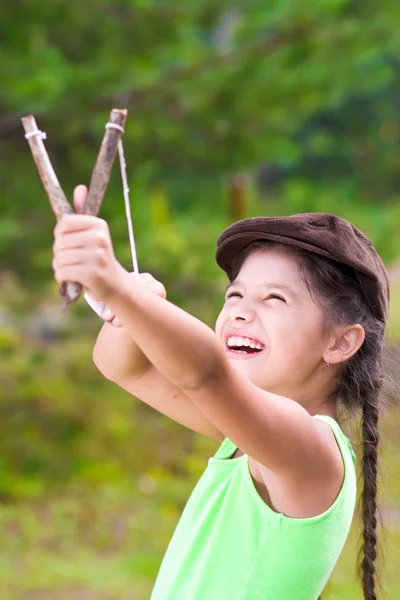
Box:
[52,185,392,599]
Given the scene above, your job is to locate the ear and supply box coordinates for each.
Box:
[324,324,365,365]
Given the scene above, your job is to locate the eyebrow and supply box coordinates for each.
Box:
[225,280,298,299]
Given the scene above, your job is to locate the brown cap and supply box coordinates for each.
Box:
[216,213,390,324]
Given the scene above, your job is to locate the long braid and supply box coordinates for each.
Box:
[321,397,382,600]
[357,399,381,600]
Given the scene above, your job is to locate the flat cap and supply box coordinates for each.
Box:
[216,213,390,324]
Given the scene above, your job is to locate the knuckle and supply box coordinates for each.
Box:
[98,218,109,231]
[95,248,107,265]
[54,216,70,235]
[96,231,109,249]
[92,270,105,288]
[139,272,154,284]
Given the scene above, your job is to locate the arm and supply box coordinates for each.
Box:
[92,272,164,380]
[93,322,223,441]
[93,319,150,380]
[92,274,224,442]
[103,277,333,479]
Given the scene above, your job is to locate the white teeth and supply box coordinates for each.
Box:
[226,336,264,349]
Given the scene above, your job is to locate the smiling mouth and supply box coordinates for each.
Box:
[225,335,265,357]
[227,345,263,355]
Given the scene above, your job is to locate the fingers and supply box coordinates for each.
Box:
[53,217,108,242]
[85,272,165,327]
[137,272,155,283]
[136,272,167,299]
[73,185,88,214]
[102,310,122,328]
[102,307,113,320]
[101,307,122,327]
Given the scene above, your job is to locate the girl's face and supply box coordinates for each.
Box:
[215,248,332,404]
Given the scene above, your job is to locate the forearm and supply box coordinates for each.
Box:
[93,321,151,381]
[105,276,224,390]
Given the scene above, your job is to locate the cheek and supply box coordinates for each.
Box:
[277,320,323,357]
[214,309,225,336]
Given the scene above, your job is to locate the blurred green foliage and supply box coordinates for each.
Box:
[1,0,400,597]
[2,0,400,286]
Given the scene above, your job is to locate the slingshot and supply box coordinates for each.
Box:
[21,109,139,315]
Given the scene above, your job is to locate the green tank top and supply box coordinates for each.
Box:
[150,415,357,600]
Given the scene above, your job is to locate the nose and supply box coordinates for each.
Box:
[227,298,256,323]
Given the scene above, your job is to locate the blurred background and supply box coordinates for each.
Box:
[1,1,400,598]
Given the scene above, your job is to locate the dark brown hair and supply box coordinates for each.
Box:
[231,240,396,600]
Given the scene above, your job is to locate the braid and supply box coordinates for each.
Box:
[357,399,382,600]
[340,310,391,600]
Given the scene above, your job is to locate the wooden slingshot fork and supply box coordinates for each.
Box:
[21,109,139,313]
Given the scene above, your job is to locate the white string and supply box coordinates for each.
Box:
[117,140,139,277]
[84,121,139,319]
[25,130,47,140]
[105,122,125,134]
[105,121,138,276]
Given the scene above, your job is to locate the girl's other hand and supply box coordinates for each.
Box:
[101,272,167,327]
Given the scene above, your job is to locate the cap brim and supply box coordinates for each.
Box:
[216,231,340,280]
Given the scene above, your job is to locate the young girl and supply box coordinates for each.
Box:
[52,185,391,599]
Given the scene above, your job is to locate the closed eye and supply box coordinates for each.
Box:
[226,292,286,303]
[265,294,286,303]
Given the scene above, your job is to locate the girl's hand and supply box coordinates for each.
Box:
[101,272,167,327]
[52,185,127,303]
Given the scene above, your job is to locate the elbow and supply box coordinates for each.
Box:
[180,345,227,391]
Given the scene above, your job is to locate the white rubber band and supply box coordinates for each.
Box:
[105,122,125,134]
[25,130,47,140]
[84,122,139,321]
[106,121,138,275]
[117,140,139,277]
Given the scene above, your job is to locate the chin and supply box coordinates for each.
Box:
[228,360,264,385]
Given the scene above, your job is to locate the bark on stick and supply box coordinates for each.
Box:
[21,115,73,220]
[83,109,127,216]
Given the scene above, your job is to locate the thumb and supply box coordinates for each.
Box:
[73,185,88,214]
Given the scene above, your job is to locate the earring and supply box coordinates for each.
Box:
[325,356,332,368]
